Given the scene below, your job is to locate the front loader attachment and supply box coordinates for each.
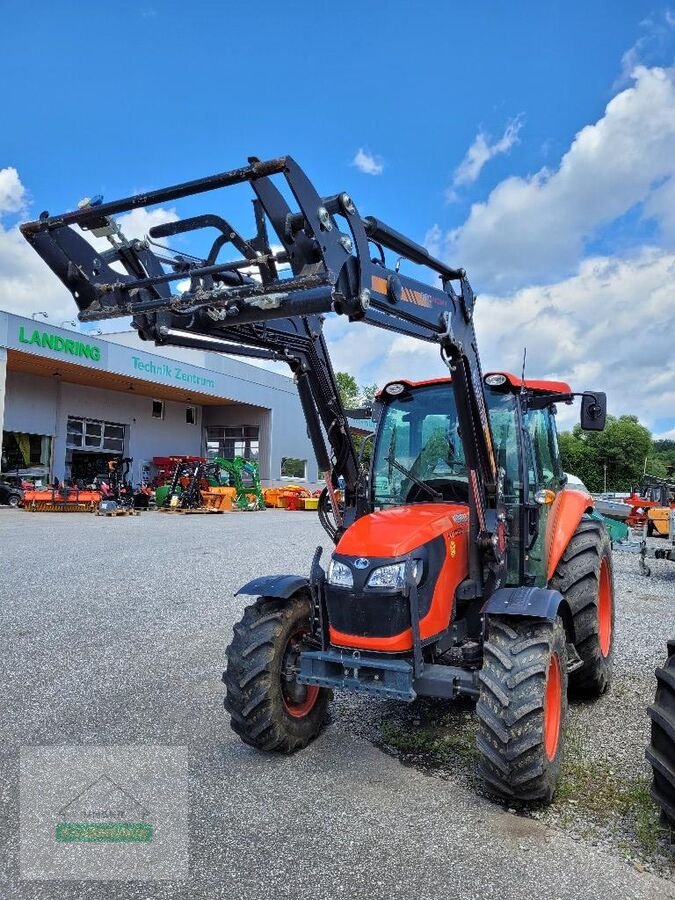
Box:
[20,155,469,342]
[21,154,502,578]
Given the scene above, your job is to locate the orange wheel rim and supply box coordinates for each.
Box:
[597,560,612,657]
[543,653,562,761]
[283,684,320,718]
[281,627,320,718]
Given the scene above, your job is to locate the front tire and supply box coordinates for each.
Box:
[477,616,568,803]
[550,517,614,698]
[223,593,330,752]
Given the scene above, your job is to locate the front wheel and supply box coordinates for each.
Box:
[477,616,568,803]
[223,593,330,752]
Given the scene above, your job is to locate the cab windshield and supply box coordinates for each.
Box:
[371,383,519,508]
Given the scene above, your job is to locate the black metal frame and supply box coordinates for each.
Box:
[21,154,506,598]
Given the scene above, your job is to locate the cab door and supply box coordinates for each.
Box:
[524,405,564,585]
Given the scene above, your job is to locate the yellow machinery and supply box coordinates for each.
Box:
[647,507,674,537]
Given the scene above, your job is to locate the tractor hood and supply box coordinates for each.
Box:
[336,503,469,558]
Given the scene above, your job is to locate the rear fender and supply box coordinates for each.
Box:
[236,574,309,599]
[482,586,564,621]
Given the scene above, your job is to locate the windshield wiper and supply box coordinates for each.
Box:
[387,435,443,502]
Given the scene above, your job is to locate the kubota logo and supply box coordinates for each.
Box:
[353,558,369,569]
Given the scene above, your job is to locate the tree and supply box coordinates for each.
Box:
[559,415,653,492]
[336,372,359,408]
[649,439,675,478]
[335,371,376,468]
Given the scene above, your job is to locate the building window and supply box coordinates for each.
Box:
[66,417,125,453]
[206,426,259,461]
[1,431,52,480]
[186,406,197,425]
[152,400,165,419]
[281,457,307,480]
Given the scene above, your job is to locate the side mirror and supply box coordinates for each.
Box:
[580,391,606,431]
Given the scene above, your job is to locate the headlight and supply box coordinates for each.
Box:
[366,559,423,590]
[327,559,353,588]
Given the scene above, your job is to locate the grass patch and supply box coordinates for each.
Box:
[556,742,669,858]
[380,717,479,762]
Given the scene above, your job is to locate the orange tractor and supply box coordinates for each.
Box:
[22,155,612,801]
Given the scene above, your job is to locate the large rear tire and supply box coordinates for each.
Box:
[550,517,614,698]
[646,640,675,827]
[223,593,330,753]
[477,616,568,803]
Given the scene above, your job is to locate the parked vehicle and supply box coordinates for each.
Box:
[0,480,22,507]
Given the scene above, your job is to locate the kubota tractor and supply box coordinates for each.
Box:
[22,155,614,801]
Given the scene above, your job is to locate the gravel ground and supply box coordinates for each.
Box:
[338,535,675,874]
[0,508,673,899]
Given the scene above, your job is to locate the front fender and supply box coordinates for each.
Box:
[482,586,563,621]
[236,574,309,599]
[546,489,594,581]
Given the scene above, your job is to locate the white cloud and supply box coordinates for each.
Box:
[333,247,675,434]
[435,66,675,291]
[0,168,26,215]
[447,118,522,199]
[352,148,384,176]
[473,248,675,432]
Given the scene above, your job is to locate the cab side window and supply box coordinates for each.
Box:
[526,408,561,489]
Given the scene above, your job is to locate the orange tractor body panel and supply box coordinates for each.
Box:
[545,488,594,582]
[330,503,470,651]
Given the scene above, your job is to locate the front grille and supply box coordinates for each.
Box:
[325,587,411,638]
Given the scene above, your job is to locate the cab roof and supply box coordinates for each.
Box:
[379,372,573,396]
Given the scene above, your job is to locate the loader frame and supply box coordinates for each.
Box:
[22,155,514,602]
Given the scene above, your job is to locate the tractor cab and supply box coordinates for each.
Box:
[368,372,591,587]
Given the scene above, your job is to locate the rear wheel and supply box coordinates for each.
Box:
[550,517,614,698]
[223,593,330,752]
[477,616,568,803]
[646,640,675,827]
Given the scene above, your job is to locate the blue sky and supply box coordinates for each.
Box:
[1,1,675,434]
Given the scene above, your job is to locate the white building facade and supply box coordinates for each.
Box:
[0,310,321,488]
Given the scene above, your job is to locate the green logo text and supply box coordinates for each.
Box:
[18,326,102,362]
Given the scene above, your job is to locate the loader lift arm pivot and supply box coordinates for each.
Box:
[21,155,505,594]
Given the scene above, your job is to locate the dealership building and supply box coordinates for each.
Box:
[0,309,325,489]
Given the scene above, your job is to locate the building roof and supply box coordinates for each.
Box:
[1,310,298,407]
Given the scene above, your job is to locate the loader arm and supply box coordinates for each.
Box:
[21,155,505,591]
